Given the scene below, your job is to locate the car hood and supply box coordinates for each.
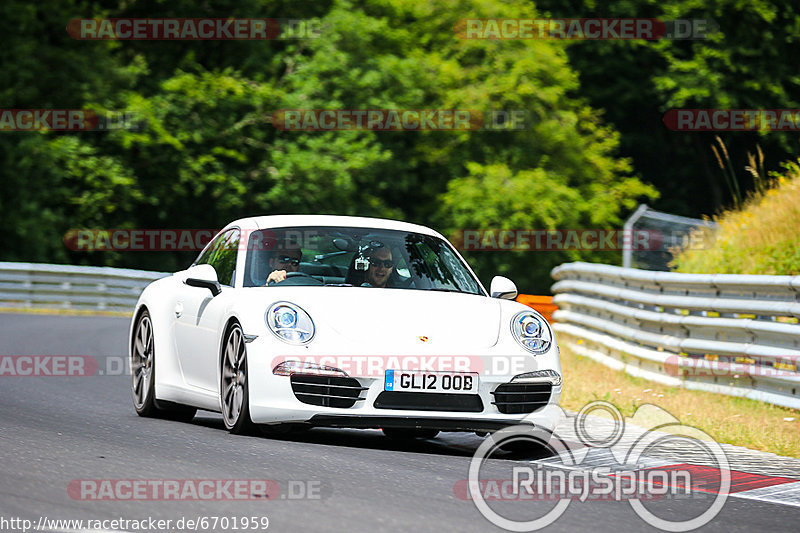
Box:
[254,287,502,350]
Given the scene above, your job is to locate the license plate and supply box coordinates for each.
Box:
[384,370,479,394]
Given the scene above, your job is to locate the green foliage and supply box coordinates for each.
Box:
[2,0,654,289]
[671,161,800,274]
[536,0,800,216]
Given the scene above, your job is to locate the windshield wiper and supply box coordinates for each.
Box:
[425,287,464,293]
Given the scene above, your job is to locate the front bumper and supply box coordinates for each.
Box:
[305,415,540,433]
[245,337,562,432]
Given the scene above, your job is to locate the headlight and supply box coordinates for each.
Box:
[266,302,315,344]
[511,310,552,354]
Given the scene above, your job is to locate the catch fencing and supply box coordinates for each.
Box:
[623,204,717,271]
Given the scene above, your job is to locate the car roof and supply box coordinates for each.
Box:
[226,215,445,238]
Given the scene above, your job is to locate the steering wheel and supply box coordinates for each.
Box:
[286,272,314,279]
[268,271,321,286]
[271,271,324,286]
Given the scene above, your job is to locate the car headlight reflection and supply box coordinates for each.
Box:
[274,307,297,329]
[512,369,562,386]
[273,361,347,377]
[266,302,314,344]
[511,310,552,354]
[522,317,540,337]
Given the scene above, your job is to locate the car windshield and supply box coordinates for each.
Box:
[242,226,484,295]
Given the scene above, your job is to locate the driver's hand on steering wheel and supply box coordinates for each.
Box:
[266,270,288,285]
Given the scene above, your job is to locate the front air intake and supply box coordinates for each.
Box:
[491,382,552,414]
[290,374,368,408]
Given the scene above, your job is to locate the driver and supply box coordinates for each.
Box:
[364,245,394,288]
[265,243,302,284]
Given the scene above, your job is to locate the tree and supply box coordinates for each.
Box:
[2,0,657,291]
[535,0,800,216]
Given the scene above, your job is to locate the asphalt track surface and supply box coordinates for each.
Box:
[0,313,798,532]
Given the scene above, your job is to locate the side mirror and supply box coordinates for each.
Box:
[184,264,222,297]
[490,276,518,300]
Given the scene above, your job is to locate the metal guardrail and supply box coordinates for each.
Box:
[0,262,168,312]
[551,262,800,410]
[3,260,799,409]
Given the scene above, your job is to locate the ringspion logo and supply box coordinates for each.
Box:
[466,402,731,531]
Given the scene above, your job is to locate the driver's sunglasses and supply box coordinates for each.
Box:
[276,256,301,267]
[369,259,394,269]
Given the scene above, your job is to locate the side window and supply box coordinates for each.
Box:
[439,245,480,293]
[194,234,219,266]
[391,247,411,279]
[196,229,240,287]
[208,229,240,287]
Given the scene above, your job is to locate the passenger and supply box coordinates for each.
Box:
[364,245,394,288]
[266,244,302,284]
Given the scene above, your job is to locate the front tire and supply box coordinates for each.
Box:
[221,323,255,434]
[131,310,196,422]
[131,311,157,416]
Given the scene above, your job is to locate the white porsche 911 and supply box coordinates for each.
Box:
[129,215,562,439]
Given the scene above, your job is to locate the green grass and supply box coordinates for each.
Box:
[671,160,800,274]
[560,345,800,457]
